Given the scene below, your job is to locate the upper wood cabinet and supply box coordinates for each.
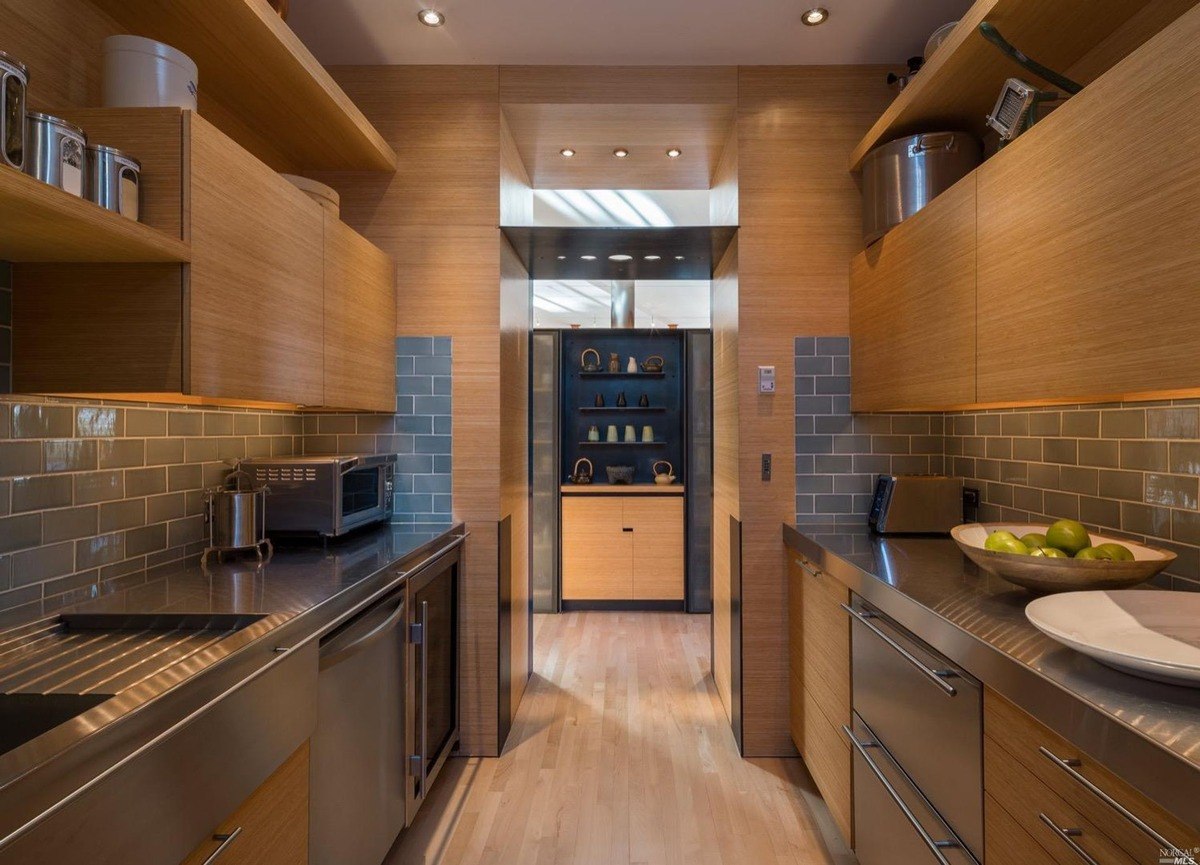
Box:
[13,109,396,411]
[976,2,1200,405]
[323,213,396,412]
[849,174,977,412]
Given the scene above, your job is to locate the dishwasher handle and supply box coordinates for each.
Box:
[842,603,958,696]
[319,594,406,671]
[844,725,961,865]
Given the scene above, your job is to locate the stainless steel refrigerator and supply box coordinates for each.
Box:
[530,329,712,613]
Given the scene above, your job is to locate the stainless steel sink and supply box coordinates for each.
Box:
[0,693,113,755]
[0,612,267,756]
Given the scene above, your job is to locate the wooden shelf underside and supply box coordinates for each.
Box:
[0,166,190,263]
[90,0,396,171]
[560,484,684,495]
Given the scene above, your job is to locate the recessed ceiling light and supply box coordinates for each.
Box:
[556,255,566,260]
[666,148,682,159]
[802,7,829,26]
[612,148,630,158]
[644,255,661,261]
[581,255,597,261]
[674,255,686,261]
[418,9,445,27]
[609,254,633,261]
[559,147,576,158]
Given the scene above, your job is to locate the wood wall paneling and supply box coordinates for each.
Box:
[733,66,892,756]
[321,65,504,756]
[976,4,1200,404]
[498,66,738,105]
[499,233,531,737]
[850,173,978,412]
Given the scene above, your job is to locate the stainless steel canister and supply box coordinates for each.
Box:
[861,131,981,246]
[25,112,86,197]
[86,144,140,220]
[207,488,267,550]
[0,51,27,171]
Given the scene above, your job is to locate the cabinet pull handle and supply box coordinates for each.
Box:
[622,527,634,532]
[1037,814,1099,865]
[843,726,959,865]
[202,827,243,865]
[1038,746,1179,852]
[840,604,958,696]
[795,557,822,578]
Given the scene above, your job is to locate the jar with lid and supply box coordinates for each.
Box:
[0,51,28,171]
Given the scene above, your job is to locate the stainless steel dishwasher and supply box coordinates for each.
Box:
[845,596,983,865]
[310,585,407,865]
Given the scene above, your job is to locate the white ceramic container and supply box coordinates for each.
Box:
[102,35,197,111]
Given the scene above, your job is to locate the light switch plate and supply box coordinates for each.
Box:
[758,365,776,394]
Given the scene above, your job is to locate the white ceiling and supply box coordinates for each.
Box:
[288,0,973,66]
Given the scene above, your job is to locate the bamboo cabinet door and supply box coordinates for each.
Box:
[323,213,397,412]
[627,496,684,600]
[976,5,1200,404]
[561,497,632,600]
[849,173,977,412]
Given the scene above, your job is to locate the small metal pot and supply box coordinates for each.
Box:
[0,51,28,171]
[25,112,86,197]
[203,468,271,564]
[861,131,980,246]
[86,144,141,220]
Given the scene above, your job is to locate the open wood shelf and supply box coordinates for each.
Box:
[90,0,397,172]
[0,165,190,263]
[561,484,685,495]
[847,0,1162,171]
[579,440,666,447]
[579,406,668,412]
[579,371,666,379]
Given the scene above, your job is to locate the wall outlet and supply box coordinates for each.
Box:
[758,365,776,393]
[761,452,772,481]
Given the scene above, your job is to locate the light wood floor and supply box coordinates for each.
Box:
[388,612,853,865]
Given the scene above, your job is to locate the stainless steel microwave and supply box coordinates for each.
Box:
[241,454,395,537]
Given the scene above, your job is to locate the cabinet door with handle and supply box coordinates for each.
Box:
[180,742,309,865]
[561,497,632,600]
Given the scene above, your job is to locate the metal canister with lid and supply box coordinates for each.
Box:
[25,112,86,197]
[0,51,28,171]
[86,144,140,220]
[202,466,272,566]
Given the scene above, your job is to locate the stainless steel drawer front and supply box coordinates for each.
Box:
[848,714,979,865]
[850,598,983,860]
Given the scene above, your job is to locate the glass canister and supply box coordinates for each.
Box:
[86,144,141,220]
[0,51,28,171]
[25,112,86,197]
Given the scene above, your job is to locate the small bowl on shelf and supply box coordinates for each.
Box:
[951,523,1175,593]
[606,465,635,485]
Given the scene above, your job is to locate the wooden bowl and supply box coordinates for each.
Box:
[951,523,1175,593]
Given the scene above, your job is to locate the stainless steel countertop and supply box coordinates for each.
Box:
[784,523,1200,832]
[0,523,463,845]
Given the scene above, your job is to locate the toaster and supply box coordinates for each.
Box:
[868,474,964,535]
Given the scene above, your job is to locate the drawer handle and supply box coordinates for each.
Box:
[843,726,961,865]
[840,604,958,696]
[1038,746,1180,853]
[795,557,822,578]
[202,827,244,865]
[1037,814,1099,865]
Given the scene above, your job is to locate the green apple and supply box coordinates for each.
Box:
[1020,532,1050,549]
[1095,542,1134,562]
[1040,547,1069,558]
[984,530,1019,552]
[1046,519,1091,556]
[1074,546,1113,561]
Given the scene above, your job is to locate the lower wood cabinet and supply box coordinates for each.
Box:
[180,741,310,865]
[787,552,852,845]
[984,690,1199,865]
[561,493,684,602]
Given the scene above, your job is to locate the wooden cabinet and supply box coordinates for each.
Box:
[560,493,684,602]
[13,108,396,411]
[787,552,852,845]
[181,741,310,865]
[984,690,1199,865]
[976,5,1200,404]
[323,212,396,412]
[849,174,977,412]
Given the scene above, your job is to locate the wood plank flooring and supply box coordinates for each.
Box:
[388,612,853,865]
